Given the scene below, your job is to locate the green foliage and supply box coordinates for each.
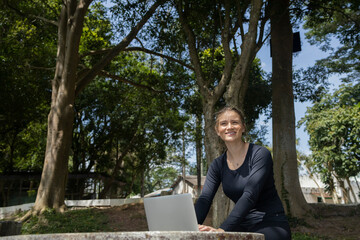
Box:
[303,0,360,80]
[146,166,179,192]
[13,121,48,171]
[299,83,360,190]
[21,208,111,234]
[72,49,190,197]
[0,0,55,173]
[293,65,330,103]
[1,0,270,200]
[80,2,113,67]
[292,233,321,240]
[243,58,272,131]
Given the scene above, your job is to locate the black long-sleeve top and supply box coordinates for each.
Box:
[195,143,286,231]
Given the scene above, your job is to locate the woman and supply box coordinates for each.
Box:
[195,106,291,240]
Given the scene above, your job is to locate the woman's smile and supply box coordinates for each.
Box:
[215,110,245,142]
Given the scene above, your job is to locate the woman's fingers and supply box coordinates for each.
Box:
[198,224,215,232]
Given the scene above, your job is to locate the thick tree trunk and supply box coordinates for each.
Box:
[203,103,226,228]
[177,0,268,227]
[28,0,163,216]
[270,0,311,217]
[214,0,264,228]
[32,1,88,213]
[203,103,224,166]
[33,105,74,212]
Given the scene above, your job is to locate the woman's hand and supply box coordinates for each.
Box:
[198,224,225,232]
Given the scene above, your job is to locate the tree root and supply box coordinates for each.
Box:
[16,209,34,222]
[15,204,68,223]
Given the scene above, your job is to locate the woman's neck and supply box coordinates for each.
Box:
[226,140,245,155]
[225,141,249,167]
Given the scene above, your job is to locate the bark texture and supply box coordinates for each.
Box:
[33,1,90,213]
[270,0,312,217]
[32,0,164,214]
[177,0,267,227]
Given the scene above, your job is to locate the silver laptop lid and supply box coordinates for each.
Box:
[144,193,199,231]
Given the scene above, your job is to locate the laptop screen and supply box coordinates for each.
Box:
[144,193,199,231]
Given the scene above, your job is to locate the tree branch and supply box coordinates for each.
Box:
[256,3,270,52]
[125,47,194,70]
[80,46,193,70]
[224,0,262,107]
[99,71,164,93]
[98,70,190,94]
[176,0,210,98]
[213,0,233,101]
[28,65,56,71]
[75,0,166,97]
[79,48,111,58]
[3,0,58,26]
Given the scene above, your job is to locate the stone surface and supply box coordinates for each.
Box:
[0,221,22,236]
[0,231,264,240]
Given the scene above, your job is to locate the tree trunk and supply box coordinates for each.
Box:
[224,0,262,109]
[196,114,203,197]
[354,176,360,192]
[33,1,87,213]
[346,177,357,203]
[203,102,226,228]
[0,181,6,207]
[298,159,326,203]
[329,174,340,204]
[29,0,164,215]
[140,166,145,198]
[176,0,268,227]
[99,133,137,198]
[338,179,350,203]
[270,0,311,217]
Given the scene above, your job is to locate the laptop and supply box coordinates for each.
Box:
[144,193,199,231]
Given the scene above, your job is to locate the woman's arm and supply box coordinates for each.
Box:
[194,157,222,224]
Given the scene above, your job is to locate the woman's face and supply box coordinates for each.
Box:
[215,110,245,143]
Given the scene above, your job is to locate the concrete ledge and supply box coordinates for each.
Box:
[1,199,143,219]
[0,203,34,220]
[0,231,264,240]
[65,199,111,207]
[65,198,142,207]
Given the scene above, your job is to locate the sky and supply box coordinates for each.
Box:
[256,27,342,155]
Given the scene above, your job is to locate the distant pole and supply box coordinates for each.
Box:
[196,114,203,197]
[182,131,186,194]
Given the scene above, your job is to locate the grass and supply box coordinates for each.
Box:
[292,232,323,240]
[21,208,111,234]
[17,208,322,239]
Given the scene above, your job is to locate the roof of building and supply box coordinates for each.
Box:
[171,175,206,189]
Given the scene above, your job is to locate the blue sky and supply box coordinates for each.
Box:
[256,28,342,155]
